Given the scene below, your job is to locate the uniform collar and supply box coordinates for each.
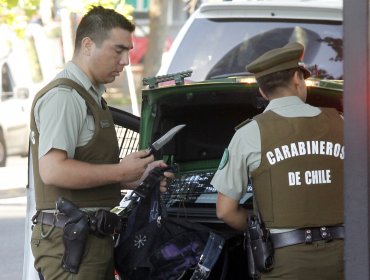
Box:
[66,62,106,99]
[264,96,305,112]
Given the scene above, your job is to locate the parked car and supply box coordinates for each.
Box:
[0,58,31,167]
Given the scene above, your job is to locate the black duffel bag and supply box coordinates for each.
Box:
[114,168,223,280]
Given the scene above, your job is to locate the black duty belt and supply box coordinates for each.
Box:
[271,226,344,249]
[34,212,69,228]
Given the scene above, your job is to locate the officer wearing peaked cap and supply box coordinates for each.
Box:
[246,42,311,79]
[211,42,344,280]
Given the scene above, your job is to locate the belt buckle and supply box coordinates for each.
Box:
[304,229,313,244]
[320,227,333,242]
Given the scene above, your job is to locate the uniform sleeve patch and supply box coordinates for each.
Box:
[218,148,229,170]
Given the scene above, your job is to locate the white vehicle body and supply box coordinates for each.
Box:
[0,58,32,167]
[159,0,343,81]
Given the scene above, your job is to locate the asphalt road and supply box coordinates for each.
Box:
[0,155,28,196]
[0,156,28,279]
[0,195,27,279]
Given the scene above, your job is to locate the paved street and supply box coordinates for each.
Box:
[0,156,28,279]
[0,155,28,196]
[0,197,27,279]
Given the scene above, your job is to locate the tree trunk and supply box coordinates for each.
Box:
[143,0,169,78]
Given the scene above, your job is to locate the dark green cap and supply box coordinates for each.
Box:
[246,42,311,79]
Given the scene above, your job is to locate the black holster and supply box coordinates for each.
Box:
[89,209,122,237]
[57,197,90,274]
[56,197,123,273]
[62,215,89,273]
[245,230,260,279]
[245,215,274,279]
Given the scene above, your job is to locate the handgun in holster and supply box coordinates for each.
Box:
[245,214,274,279]
[245,226,260,280]
[56,197,90,274]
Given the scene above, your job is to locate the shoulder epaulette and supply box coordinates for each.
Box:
[235,118,253,131]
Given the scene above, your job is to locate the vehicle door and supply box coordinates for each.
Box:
[109,106,140,159]
[0,63,29,155]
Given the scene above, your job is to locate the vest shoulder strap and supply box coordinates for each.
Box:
[32,78,98,109]
[235,118,253,130]
[55,78,96,104]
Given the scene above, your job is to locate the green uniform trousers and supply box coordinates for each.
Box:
[31,223,115,280]
[261,239,344,280]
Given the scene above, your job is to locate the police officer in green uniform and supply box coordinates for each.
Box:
[29,6,173,280]
[211,42,344,280]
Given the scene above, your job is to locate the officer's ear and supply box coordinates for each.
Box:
[81,37,95,56]
[292,70,304,86]
[259,88,268,101]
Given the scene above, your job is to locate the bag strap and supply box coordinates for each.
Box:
[149,184,166,223]
[116,167,173,242]
[190,232,225,280]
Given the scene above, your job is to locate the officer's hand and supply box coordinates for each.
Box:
[149,161,175,193]
[122,160,175,191]
[119,150,154,184]
[136,160,175,192]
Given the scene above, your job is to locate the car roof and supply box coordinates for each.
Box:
[195,0,342,21]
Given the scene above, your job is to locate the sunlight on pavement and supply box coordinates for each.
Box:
[0,156,28,191]
[0,197,26,218]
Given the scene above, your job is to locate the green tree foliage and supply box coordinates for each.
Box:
[0,0,133,36]
[0,0,40,36]
[61,0,133,20]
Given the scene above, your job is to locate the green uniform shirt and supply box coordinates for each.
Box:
[34,61,106,159]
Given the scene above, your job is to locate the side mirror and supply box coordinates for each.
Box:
[14,87,29,99]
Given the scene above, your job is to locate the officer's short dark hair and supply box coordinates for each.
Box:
[257,68,304,96]
[74,6,135,50]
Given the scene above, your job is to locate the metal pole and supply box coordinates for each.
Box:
[343,0,370,278]
[126,64,140,116]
